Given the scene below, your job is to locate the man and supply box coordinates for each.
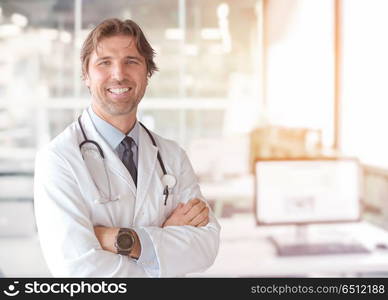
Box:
[34,18,220,277]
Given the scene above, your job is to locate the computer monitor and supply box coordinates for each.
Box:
[254,158,369,256]
[254,157,362,225]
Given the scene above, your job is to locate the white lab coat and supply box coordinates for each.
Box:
[34,109,220,277]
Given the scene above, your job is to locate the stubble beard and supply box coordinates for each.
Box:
[95,89,142,117]
[101,97,138,116]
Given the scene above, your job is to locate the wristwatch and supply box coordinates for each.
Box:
[115,228,135,256]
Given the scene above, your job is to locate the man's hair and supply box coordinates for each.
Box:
[80,18,158,79]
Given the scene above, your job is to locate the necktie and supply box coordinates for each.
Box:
[121,136,137,187]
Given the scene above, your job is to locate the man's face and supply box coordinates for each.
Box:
[85,34,148,117]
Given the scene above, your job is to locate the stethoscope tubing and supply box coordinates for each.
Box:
[77,116,171,205]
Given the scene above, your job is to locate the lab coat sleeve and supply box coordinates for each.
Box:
[143,148,221,277]
[133,227,159,277]
[34,147,147,277]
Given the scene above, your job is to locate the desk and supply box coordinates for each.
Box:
[2,213,388,278]
[190,214,388,277]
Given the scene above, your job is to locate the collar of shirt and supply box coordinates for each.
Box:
[87,106,139,151]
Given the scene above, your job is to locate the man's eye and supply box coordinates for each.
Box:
[126,60,139,65]
[99,61,110,65]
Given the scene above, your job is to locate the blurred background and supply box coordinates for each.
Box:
[1,0,388,277]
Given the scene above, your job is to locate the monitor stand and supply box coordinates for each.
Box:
[269,224,370,256]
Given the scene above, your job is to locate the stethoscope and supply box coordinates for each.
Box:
[78,116,176,205]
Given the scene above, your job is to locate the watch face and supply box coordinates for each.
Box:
[117,233,134,250]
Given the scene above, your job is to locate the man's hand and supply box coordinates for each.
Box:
[94,226,118,253]
[162,198,209,228]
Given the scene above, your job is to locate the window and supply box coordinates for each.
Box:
[341,0,388,168]
[264,0,335,149]
[0,0,262,159]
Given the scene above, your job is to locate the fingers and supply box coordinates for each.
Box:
[184,200,206,222]
[196,216,209,227]
[188,206,209,226]
[163,199,210,228]
[180,198,201,214]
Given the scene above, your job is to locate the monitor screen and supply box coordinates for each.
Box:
[254,158,361,225]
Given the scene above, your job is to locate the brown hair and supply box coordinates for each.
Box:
[80,18,158,79]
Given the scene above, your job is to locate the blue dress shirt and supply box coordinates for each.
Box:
[88,107,159,276]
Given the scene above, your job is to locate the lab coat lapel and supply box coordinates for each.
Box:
[134,125,158,219]
[80,109,137,196]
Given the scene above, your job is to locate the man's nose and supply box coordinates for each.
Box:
[111,63,125,82]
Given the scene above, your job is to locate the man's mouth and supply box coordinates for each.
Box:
[107,87,131,95]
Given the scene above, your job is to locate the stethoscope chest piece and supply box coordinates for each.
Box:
[162,174,176,189]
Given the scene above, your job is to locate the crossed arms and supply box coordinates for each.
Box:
[94,198,210,258]
[35,147,220,277]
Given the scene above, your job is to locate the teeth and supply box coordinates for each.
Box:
[108,88,129,94]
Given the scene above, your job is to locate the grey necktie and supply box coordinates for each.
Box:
[121,136,137,187]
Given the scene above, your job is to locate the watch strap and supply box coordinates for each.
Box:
[118,249,131,255]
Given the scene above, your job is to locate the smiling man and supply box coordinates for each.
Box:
[34,18,220,277]
[84,34,148,132]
